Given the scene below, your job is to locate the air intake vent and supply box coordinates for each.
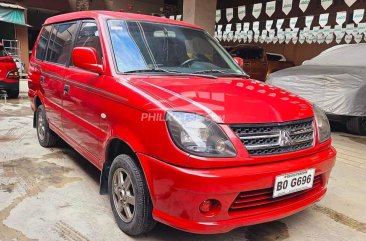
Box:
[229,175,322,214]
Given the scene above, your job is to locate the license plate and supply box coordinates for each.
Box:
[273,169,315,198]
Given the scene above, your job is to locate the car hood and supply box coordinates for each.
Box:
[127,75,313,124]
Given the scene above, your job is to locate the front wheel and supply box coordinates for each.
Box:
[346,117,366,136]
[108,154,155,236]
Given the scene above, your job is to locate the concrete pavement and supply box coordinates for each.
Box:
[0,91,365,241]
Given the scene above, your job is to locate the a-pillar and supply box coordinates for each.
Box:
[183,0,216,35]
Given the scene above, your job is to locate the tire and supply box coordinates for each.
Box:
[108,154,155,236]
[36,105,58,147]
[346,117,366,136]
[7,89,19,99]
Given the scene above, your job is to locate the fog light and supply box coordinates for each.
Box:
[199,199,221,216]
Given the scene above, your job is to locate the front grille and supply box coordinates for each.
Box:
[229,175,323,214]
[231,118,314,156]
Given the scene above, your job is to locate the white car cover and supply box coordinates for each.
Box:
[267,44,366,117]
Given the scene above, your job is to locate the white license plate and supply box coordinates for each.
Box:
[273,169,315,198]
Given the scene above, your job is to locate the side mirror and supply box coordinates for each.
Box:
[72,47,103,74]
[234,57,244,69]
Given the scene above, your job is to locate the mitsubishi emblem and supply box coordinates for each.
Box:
[279,130,293,146]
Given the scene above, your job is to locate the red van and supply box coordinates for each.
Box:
[28,11,336,236]
[0,44,19,98]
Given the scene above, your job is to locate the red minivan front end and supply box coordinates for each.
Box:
[131,77,336,234]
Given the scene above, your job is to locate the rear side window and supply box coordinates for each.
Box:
[267,54,282,61]
[45,22,78,65]
[233,48,264,60]
[73,22,102,64]
[35,25,51,61]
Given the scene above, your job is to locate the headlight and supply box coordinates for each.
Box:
[166,111,236,157]
[313,105,331,143]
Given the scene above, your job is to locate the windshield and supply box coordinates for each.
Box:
[107,20,245,76]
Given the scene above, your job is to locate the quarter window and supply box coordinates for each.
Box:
[35,25,52,61]
[73,22,102,64]
[45,22,78,65]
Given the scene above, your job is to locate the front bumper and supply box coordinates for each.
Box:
[138,146,336,234]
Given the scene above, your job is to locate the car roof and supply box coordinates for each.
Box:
[44,10,203,30]
[303,43,366,67]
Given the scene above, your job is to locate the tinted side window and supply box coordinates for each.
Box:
[45,22,78,65]
[267,54,282,61]
[45,26,57,62]
[234,48,264,60]
[35,25,51,61]
[73,22,102,64]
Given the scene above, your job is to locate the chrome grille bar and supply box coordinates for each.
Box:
[231,118,315,156]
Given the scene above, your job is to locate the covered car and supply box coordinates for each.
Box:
[267,44,366,135]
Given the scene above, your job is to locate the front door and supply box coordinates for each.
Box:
[62,21,105,164]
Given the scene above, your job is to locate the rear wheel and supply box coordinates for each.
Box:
[346,117,366,136]
[7,89,19,99]
[108,154,155,236]
[36,105,58,147]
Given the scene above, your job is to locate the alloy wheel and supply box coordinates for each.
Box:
[112,168,136,223]
[37,111,46,141]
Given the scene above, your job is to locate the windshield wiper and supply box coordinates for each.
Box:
[124,68,181,74]
[193,69,249,77]
[124,68,218,79]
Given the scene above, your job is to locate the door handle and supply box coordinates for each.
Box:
[40,76,44,83]
[64,84,70,94]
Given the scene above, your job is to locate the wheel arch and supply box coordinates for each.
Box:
[33,95,43,128]
[100,137,145,195]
